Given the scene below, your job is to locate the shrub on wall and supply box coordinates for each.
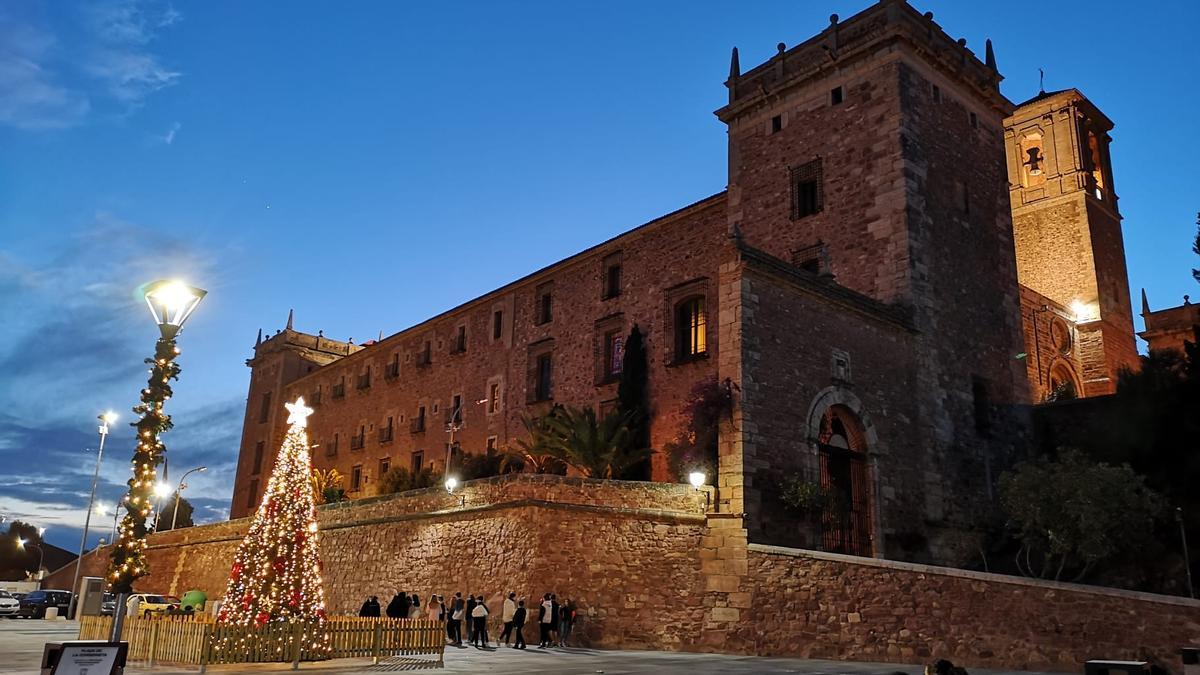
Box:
[376,466,436,495]
[663,376,733,482]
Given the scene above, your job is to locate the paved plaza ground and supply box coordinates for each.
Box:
[0,619,1061,675]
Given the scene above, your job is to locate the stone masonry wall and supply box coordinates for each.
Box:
[745,544,1200,673]
[50,474,1200,672]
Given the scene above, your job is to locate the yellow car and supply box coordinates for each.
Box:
[127,594,181,617]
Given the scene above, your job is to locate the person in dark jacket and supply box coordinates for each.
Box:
[358,596,374,617]
[511,599,527,649]
[465,594,477,644]
[363,596,381,617]
[448,592,465,646]
[385,592,405,619]
[549,594,560,645]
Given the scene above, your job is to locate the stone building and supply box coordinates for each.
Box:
[1139,290,1200,356]
[229,0,1140,564]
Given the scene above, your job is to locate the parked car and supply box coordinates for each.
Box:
[0,591,19,618]
[17,590,72,619]
[100,593,115,616]
[127,594,180,617]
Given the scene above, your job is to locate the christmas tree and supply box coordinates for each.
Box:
[214,396,331,659]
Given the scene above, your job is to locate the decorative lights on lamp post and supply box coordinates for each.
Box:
[69,411,117,618]
[170,466,207,531]
[108,279,205,597]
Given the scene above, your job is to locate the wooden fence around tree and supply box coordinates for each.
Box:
[78,615,445,669]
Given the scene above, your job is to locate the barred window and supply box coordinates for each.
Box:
[790,158,824,219]
[675,296,708,361]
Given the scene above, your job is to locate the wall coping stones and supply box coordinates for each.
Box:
[749,543,1200,608]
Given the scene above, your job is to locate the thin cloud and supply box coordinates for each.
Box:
[161,120,180,144]
[0,0,180,131]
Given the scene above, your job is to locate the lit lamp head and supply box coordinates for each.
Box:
[444,476,459,494]
[688,471,707,490]
[16,538,26,549]
[154,482,172,499]
[37,527,45,537]
[141,279,207,340]
[98,410,118,434]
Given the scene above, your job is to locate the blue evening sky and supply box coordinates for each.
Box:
[1,0,1197,554]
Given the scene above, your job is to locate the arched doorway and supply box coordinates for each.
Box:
[815,405,873,557]
[1046,361,1080,402]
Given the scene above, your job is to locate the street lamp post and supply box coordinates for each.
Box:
[108,279,205,641]
[68,412,118,619]
[170,466,207,531]
[17,539,44,581]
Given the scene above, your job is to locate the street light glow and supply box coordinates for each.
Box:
[688,471,707,489]
[102,411,119,425]
[444,476,459,494]
[154,482,172,498]
[17,538,26,549]
[141,279,207,338]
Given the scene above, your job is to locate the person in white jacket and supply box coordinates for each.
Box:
[499,592,517,646]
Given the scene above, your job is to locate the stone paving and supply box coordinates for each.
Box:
[0,619,1063,675]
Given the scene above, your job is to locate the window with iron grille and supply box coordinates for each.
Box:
[385,354,400,379]
[411,406,426,433]
[332,378,345,399]
[327,433,339,456]
[351,425,365,450]
[447,394,463,426]
[417,341,432,366]
[350,465,362,492]
[356,367,371,390]
[379,416,394,443]
[789,158,824,219]
[487,382,501,414]
[311,386,322,405]
[535,283,554,325]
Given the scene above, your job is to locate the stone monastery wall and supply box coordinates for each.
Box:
[51,474,1200,672]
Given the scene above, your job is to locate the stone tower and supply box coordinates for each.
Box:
[716,0,1030,557]
[229,314,359,518]
[1004,89,1138,396]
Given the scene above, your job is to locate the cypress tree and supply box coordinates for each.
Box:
[616,324,651,480]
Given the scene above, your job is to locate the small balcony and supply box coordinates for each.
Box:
[384,362,400,380]
[331,383,346,400]
[378,426,394,443]
[410,417,426,434]
[350,433,365,451]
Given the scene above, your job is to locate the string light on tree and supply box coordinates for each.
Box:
[213,396,330,660]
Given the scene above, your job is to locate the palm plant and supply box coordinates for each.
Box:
[540,405,649,479]
[505,412,568,475]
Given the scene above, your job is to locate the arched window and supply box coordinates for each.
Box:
[675,296,707,361]
[1046,362,1079,402]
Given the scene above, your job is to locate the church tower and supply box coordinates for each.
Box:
[1004,89,1138,397]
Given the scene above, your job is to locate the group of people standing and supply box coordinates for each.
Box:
[357,590,577,650]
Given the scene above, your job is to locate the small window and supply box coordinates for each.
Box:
[969,111,978,129]
[356,366,371,390]
[602,254,622,300]
[258,392,272,423]
[350,465,362,492]
[493,311,503,340]
[789,158,823,219]
[329,433,340,456]
[411,450,424,473]
[414,405,426,432]
[246,479,258,509]
[535,353,553,401]
[539,291,553,324]
[449,394,463,425]
[675,296,708,361]
[252,441,264,474]
[452,325,467,353]
[379,457,390,477]
[488,382,501,414]
[332,377,346,399]
[379,416,394,443]
[385,353,400,379]
[831,349,851,382]
[418,341,432,366]
[486,436,497,453]
[770,115,782,134]
[830,86,843,105]
[972,376,992,436]
[604,330,624,380]
[932,84,942,103]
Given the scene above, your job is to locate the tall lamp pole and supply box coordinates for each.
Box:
[170,466,207,531]
[108,279,205,640]
[1178,507,1195,599]
[68,412,118,619]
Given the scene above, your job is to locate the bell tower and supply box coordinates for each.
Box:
[1005,88,1138,396]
